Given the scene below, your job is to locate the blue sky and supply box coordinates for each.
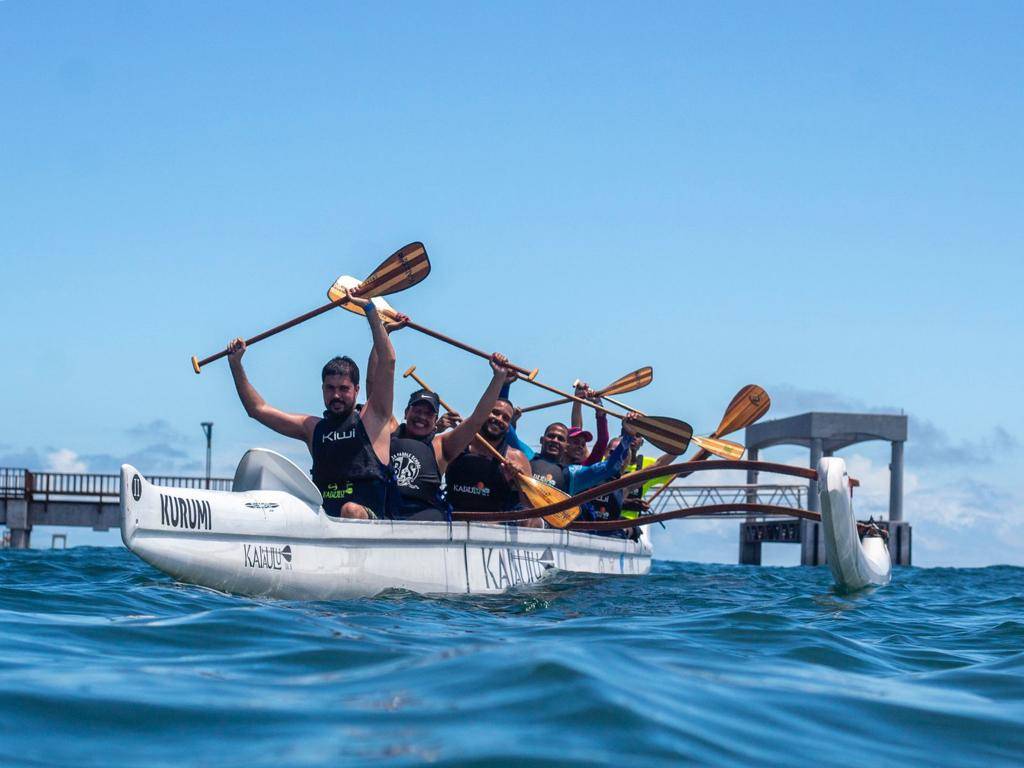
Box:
[2,2,1021,564]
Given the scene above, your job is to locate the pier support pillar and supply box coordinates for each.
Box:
[889,440,904,522]
[738,523,762,565]
[799,519,826,566]
[808,438,823,513]
[886,521,912,566]
[5,500,31,549]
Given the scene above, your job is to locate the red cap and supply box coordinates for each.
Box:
[567,427,593,442]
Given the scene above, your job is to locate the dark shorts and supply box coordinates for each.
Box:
[322,480,390,519]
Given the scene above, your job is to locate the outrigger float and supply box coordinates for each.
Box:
[119,451,890,599]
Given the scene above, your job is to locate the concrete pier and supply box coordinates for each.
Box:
[740,412,913,568]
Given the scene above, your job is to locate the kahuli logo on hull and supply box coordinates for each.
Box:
[244,544,292,570]
[159,494,212,530]
[244,501,279,510]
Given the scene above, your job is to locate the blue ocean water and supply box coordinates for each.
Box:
[1,549,1021,767]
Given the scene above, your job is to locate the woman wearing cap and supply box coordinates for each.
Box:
[389,353,516,520]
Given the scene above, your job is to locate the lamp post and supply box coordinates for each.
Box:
[200,422,213,489]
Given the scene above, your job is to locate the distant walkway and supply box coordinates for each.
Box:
[1,467,231,549]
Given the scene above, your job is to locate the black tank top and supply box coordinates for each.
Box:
[311,409,391,516]
[445,443,520,512]
[390,425,444,515]
[530,455,568,492]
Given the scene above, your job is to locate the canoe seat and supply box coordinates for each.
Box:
[232,448,323,512]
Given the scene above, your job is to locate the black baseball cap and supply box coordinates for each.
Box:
[407,389,441,412]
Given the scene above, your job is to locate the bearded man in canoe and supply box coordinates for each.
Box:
[444,398,542,527]
[226,291,404,519]
[389,353,517,521]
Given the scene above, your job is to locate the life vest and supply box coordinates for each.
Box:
[445,442,519,512]
[311,409,393,517]
[390,424,445,517]
[529,455,568,492]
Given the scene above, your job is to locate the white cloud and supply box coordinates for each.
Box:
[46,448,87,473]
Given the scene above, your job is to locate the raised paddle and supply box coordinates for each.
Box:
[401,365,581,528]
[686,384,770,464]
[595,393,746,461]
[519,367,654,413]
[191,242,430,374]
[337,298,688,454]
[645,385,770,504]
[361,307,540,381]
[510,374,693,456]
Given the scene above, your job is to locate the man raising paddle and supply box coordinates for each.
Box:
[226,291,405,520]
[389,353,517,520]
[445,398,542,527]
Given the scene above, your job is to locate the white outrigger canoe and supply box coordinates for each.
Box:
[817,457,892,590]
[119,449,652,599]
[119,449,888,598]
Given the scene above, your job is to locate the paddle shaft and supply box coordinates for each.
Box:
[515,375,627,421]
[602,393,638,414]
[404,369,458,415]
[521,374,644,413]
[194,241,430,374]
[384,313,539,380]
[193,296,351,371]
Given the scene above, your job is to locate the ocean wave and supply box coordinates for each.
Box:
[1,549,1022,767]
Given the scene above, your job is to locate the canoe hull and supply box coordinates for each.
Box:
[817,457,892,590]
[120,458,651,599]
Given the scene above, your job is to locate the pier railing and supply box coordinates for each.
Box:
[0,468,232,503]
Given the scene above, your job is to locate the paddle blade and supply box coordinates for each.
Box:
[600,366,654,397]
[328,242,430,303]
[632,416,692,455]
[691,435,746,460]
[328,276,400,317]
[516,475,581,529]
[715,385,770,437]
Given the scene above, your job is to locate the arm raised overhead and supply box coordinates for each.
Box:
[228,338,319,448]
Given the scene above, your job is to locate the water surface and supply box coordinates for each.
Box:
[1,548,1021,766]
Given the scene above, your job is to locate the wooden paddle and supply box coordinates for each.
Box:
[598,393,746,460]
[373,309,539,381]
[645,385,770,503]
[402,366,581,528]
[519,367,654,413]
[511,374,693,455]
[688,384,770,463]
[343,300,687,454]
[191,242,430,374]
